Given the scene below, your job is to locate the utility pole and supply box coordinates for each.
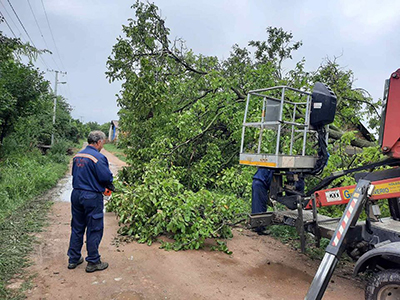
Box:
[48,69,67,145]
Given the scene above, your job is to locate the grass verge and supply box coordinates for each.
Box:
[0,193,53,299]
[104,143,126,162]
[0,150,68,223]
[0,148,71,298]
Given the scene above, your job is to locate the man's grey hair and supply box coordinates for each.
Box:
[87,131,106,144]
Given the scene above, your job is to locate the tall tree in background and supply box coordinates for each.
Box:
[0,34,49,144]
[0,30,82,151]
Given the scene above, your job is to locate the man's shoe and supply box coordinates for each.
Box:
[253,226,270,236]
[256,229,270,236]
[68,257,84,269]
[85,260,109,273]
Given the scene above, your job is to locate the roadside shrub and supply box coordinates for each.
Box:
[48,139,72,163]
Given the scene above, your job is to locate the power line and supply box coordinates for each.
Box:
[27,0,48,49]
[0,10,17,38]
[2,0,69,98]
[41,0,65,70]
[27,0,60,70]
[0,0,21,38]
[40,0,71,103]
[6,0,36,48]
[6,0,50,69]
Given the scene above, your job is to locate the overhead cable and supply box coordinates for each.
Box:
[0,0,21,38]
[7,0,37,48]
[27,0,60,70]
[5,0,49,68]
[40,0,65,70]
[0,9,17,38]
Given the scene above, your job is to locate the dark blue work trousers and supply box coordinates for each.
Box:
[67,189,104,264]
[252,179,270,214]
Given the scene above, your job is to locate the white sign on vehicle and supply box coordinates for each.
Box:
[325,190,342,202]
[313,103,322,109]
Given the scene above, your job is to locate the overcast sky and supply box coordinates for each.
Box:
[1,0,399,124]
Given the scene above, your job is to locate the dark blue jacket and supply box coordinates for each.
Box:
[72,145,113,193]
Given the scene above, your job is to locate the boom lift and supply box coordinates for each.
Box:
[240,69,400,300]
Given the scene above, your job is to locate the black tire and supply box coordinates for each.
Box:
[365,269,400,300]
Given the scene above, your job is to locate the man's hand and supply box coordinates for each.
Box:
[105,183,116,192]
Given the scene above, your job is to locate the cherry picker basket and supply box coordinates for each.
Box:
[240,86,310,170]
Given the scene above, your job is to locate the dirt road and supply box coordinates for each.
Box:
[26,149,364,300]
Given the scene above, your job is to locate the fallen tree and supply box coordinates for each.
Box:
[106,1,382,250]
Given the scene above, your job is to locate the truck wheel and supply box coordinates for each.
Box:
[365,269,400,300]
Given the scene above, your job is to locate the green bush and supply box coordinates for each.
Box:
[108,160,250,251]
[47,139,72,164]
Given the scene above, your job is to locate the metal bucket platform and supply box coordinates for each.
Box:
[239,86,323,171]
[239,153,317,169]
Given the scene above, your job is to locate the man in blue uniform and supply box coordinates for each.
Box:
[252,168,275,215]
[252,168,306,213]
[252,168,305,233]
[252,168,274,234]
[67,131,113,272]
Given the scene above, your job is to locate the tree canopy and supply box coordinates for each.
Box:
[106,1,383,250]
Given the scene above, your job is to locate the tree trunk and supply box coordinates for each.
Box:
[328,128,377,148]
[0,117,9,145]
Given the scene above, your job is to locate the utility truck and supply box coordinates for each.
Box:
[240,69,400,300]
